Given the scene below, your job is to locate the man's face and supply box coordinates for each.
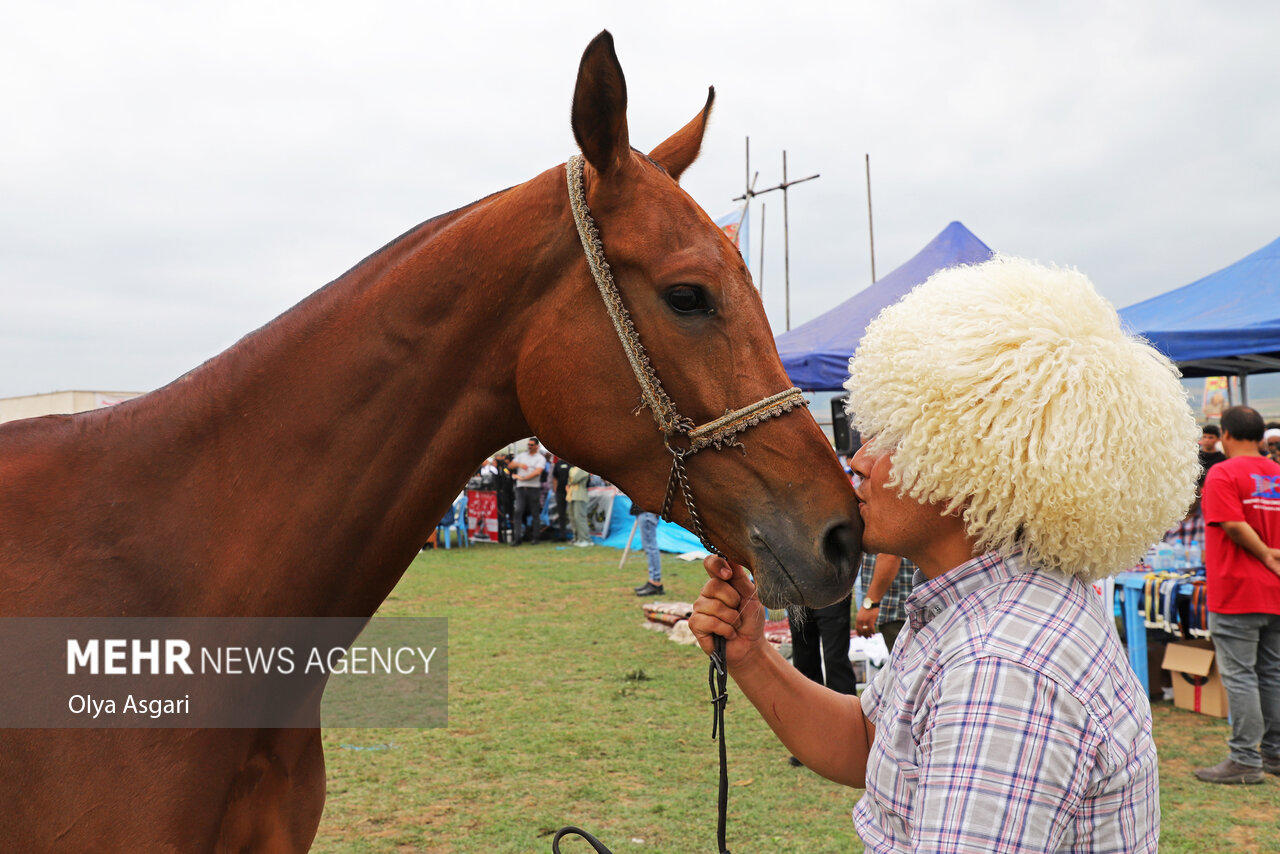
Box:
[1199,433,1219,452]
[527,441,538,453]
[850,440,959,563]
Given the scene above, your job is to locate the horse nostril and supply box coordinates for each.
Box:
[822,520,861,570]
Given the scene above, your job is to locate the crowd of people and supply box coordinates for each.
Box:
[474,440,598,548]
[468,443,666,595]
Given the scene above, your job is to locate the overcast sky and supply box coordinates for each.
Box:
[2,1,1277,399]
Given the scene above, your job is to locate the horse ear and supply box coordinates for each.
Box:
[571,30,630,176]
[648,87,715,183]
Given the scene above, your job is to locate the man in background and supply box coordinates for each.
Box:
[1196,405,1280,784]
[785,591,857,768]
[567,465,593,547]
[1201,424,1225,459]
[854,553,917,654]
[1264,425,1280,464]
[1200,424,1227,474]
[1168,424,1228,548]
[632,507,665,596]
[552,456,572,542]
[509,438,546,546]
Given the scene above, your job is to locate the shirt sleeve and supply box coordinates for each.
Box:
[858,554,876,595]
[1201,464,1243,525]
[912,656,1098,853]
[860,661,885,720]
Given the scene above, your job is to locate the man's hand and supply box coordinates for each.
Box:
[1221,521,1280,577]
[689,555,768,670]
[1265,548,1280,578]
[690,557,876,789]
[855,604,879,638]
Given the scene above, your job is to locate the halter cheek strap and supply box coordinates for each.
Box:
[565,154,805,555]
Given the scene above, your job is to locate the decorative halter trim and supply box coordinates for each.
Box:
[565,154,806,553]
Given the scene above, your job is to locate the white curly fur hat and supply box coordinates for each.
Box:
[844,255,1200,581]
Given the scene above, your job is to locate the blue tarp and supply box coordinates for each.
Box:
[775,222,995,390]
[596,493,708,557]
[1119,235,1280,376]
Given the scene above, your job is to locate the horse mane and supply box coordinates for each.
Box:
[53,184,524,433]
[337,185,516,280]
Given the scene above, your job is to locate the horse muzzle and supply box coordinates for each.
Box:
[746,515,862,610]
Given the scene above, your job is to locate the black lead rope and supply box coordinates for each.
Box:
[708,634,731,854]
[552,634,732,854]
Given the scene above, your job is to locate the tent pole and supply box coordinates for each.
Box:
[618,517,640,570]
[866,153,877,283]
[1239,372,1249,406]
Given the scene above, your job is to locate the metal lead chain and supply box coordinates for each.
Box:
[660,443,721,558]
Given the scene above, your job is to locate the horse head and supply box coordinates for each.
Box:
[519,31,861,608]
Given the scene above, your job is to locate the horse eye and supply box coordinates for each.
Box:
[665,286,711,315]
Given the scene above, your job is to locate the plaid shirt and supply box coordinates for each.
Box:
[1163,509,1205,548]
[858,552,917,625]
[854,551,1159,852]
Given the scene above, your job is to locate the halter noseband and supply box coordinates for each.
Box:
[566,154,805,556]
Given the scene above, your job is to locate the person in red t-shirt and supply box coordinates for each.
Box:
[1196,405,1280,784]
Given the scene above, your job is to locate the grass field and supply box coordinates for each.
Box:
[312,543,1280,853]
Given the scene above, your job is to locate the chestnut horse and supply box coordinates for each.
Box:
[0,32,859,852]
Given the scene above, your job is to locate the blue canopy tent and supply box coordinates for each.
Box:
[1120,235,1280,400]
[775,221,995,390]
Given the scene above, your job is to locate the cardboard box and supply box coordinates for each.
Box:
[1162,640,1229,718]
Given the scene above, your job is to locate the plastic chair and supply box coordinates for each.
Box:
[436,495,469,549]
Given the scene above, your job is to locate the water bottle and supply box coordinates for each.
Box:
[1187,540,1202,568]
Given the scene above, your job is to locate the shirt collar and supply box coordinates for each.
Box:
[904,550,1027,631]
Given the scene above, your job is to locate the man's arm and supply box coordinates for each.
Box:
[726,635,876,787]
[856,554,902,637]
[690,557,875,788]
[1217,521,1280,577]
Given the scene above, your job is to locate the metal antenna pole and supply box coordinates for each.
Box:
[783,151,791,330]
[733,146,818,329]
[866,153,877,283]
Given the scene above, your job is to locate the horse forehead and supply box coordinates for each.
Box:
[619,180,720,246]
[615,212,734,276]
[626,157,708,218]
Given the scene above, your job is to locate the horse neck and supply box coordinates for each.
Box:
[102,168,575,616]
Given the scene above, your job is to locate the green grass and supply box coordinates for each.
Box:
[312,543,1280,853]
[1150,702,1280,853]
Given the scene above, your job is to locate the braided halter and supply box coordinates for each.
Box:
[565,154,806,555]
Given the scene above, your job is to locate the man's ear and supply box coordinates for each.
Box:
[571,30,630,177]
